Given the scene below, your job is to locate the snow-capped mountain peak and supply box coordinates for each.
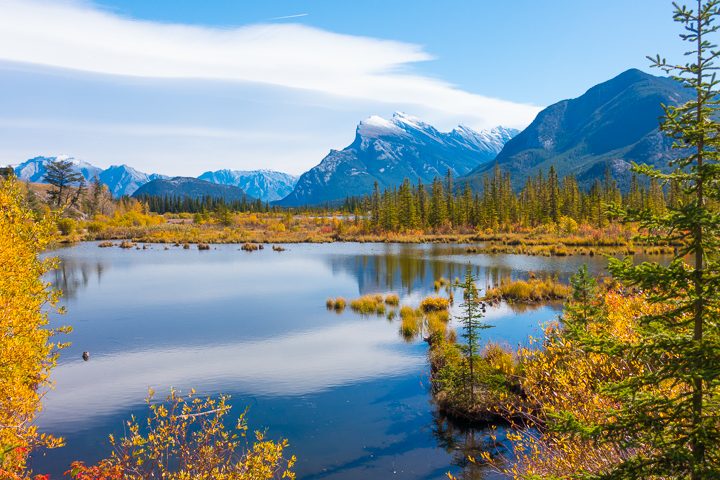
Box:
[13,156,103,184]
[98,164,168,197]
[391,111,429,129]
[278,113,519,206]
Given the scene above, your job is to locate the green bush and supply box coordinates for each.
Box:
[57,217,75,236]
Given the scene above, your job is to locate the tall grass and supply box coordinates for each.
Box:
[326,297,347,312]
[420,296,450,312]
[350,294,387,315]
[484,277,570,304]
[384,293,400,306]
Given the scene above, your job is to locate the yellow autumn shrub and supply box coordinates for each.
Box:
[68,389,296,480]
[0,178,68,477]
[484,289,665,477]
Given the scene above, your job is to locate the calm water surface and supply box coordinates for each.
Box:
[33,242,617,479]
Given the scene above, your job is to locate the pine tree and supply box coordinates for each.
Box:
[445,169,455,226]
[562,2,720,477]
[398,178,417,230]
[456,267,491,404]
[429,178,447,229]
[548,165,560,223]
[44,159,84,208]
[86,177,106,216]
[371,181,381,228]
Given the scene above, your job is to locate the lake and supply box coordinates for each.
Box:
[33,242,619,479]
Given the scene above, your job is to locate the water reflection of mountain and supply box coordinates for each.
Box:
[48,256,107,300]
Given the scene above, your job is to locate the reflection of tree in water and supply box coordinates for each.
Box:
[432,410,510,480]
[48,257,107,300]
[326,245,538,296]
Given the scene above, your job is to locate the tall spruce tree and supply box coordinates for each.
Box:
[457,267,491,404]
[562,1,720,477]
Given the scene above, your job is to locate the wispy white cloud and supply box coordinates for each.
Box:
[0,117,309,141]
[270,13,309,20]
[39,321,423,430]
[0,0,539,129]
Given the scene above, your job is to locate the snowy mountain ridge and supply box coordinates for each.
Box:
[277,112,518,206]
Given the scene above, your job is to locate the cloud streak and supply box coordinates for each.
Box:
[0,117,311,141]
[270,13,310,20]
[0,0,539,129]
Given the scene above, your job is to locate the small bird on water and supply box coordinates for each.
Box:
[82,351,90,361]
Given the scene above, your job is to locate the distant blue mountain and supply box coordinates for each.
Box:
[14,156,102,184]
[132,177,253,202]
[98,165,168,197]
[277,112,517,206]
[198,169,298,202]
[13,157,166,197]
[13,157,294,200]
[461,69,693,190]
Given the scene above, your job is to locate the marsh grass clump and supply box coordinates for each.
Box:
[384,293,400,306]
[350,294,386,315]
[420,296,450,313]
[119,240,135,249]
[98,241,114,248]
[272,245,286,252]
[398,305,439,342]
[182,243,190,250]
[326,297,346,312]
[400,313,421,340]
[399,305,418,320]
[427,309,450,323]
[425,311,449,339]
[484,277,570,304]
[241,243,259,252]
[198,243,210,250]
[399,306,423,340]
[433,277,450,291]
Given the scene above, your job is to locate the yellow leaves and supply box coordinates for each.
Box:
[71,389,295,480]
[487,288,668,478]
[0,178,67,475]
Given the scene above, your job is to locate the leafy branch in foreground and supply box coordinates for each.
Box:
[0,177,69,478]
[66,388,296,480]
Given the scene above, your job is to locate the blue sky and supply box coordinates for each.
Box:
[0,0,687,175]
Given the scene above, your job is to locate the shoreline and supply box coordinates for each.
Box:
[54,234,676,258]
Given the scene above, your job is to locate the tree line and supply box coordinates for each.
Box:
[342,164,680,231]
[136,193,270,214]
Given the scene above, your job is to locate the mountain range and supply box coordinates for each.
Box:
[15,156,103,184]
[277,112,517,206]
[462,68,692,190]
[12,157,296,202]
[9,69,689,206]
[197,169,297,202]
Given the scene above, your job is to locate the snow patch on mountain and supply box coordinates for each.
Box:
[14,156,102,184]
[277,113,519,206]
[14,157,165,197]
[197,169,298,202]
